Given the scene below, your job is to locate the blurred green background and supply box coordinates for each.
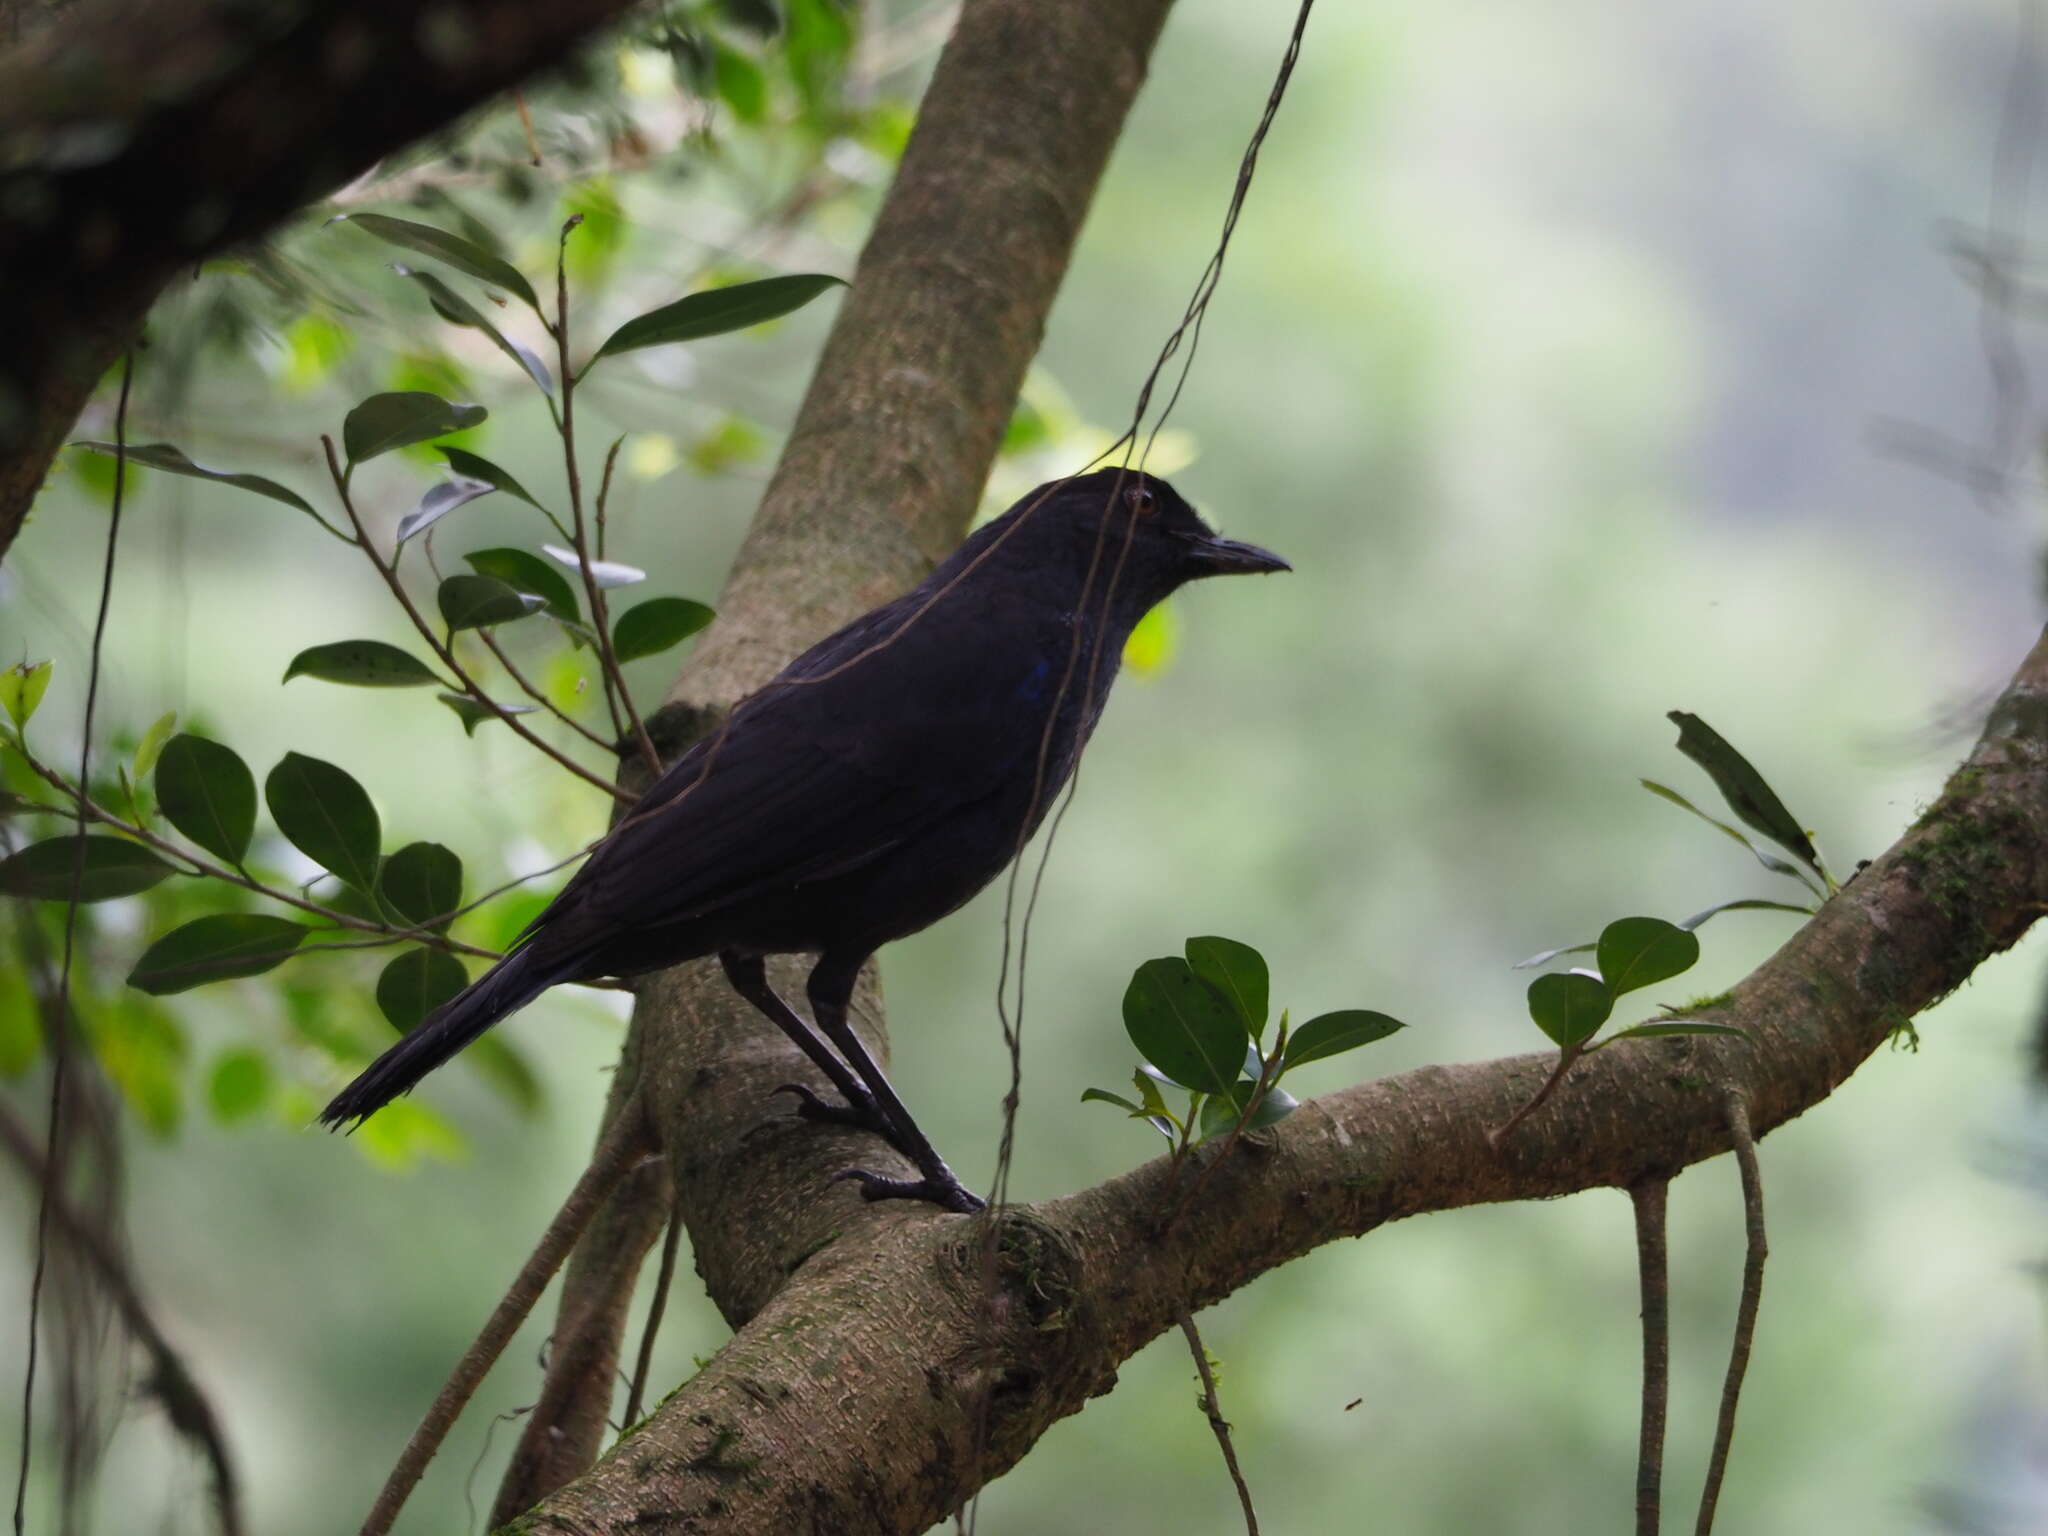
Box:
[6,1,2048,1532]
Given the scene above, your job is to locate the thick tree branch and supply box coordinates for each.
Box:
[510,632,2048,1534]
[489,0,1180,1517]
[0,0,646,557]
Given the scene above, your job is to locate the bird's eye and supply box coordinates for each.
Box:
[1124,485,1156,516]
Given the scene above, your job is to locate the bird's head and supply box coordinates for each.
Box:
[997,467,1290,613]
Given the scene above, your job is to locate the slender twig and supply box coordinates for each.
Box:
[0,1102,242,1536]
[320,437,633,805]
[357,1101,656,1536]
[9,752,502,962]
[1176,1309,1259,1535]
[621,1196,683,1433]
[1630,1180,1671,1536]
[1487,1041,1586,1148]
[513,90,543,167]
[1695,1096,1767,1536]
[594,435,624,564]
[16,352,131,1536]
[476,628,616,752]
[553,232,660,779]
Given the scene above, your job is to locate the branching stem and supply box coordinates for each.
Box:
[321,436,633,805]
[9,752,500,962]
[552,237,660,780]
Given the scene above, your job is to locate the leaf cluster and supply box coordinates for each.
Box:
[1083,936,1407,1157]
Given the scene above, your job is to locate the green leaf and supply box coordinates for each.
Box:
[1197,1079,1300,1141]
[71,441,315,513]
[390,264,553,393]
[337,212,541,311]
[128,914,307,994]
[1081,1087,1145,1113]
[283,639,443,688]
[712,42,769,123]
[265,752,381,893]
[342,392,488,464]
[611,596,716,664]
[1197,1088,1235,1142]
[378,841,463,931]
[1640,778,1824,894]
[1183,936,1269,1040]
[207,1047,273,1124]
[463,547,579,624]
[1282,1009,1407,1070]
[1121,956,1247,1094]
[0,660,52,730]
[435,691,540,736]
[1595,916,1700,1000]
[132,710,177,780]
[1608,1022,1750,1043]
[1666,712,1820,870]
[1512,940,1596,970]
[1132,1067,1173,1122]
[1679,898,1816,931]
[154,733,257,863]
[1526,972,1612,1048]
[0,835,176,901]
[396,477,496,544]
[589,274,846,363]
[439,449,549,513]
[439,573,543,631]
[376,947,469,1033]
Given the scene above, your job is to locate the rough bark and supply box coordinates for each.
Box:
[0,0,646,559]
[488,0,1180,1518]
[507,626,2048,1535]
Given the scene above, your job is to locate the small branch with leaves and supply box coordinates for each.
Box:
[13,213,843,1085]
[1492,712,1828,1145]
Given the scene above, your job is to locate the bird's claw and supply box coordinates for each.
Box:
[772,1080,890,1136]
[834,1165,986,1214]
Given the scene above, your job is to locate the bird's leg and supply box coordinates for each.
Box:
[807,954,985,1214]
[717,950,888,1135]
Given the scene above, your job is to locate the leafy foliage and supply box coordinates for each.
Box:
[6,28,914,1163]
[1088,937,1408,1158]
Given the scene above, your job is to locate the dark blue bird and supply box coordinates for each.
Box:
[321,468,1288,1210]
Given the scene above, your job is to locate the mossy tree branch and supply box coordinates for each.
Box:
[509,626,2048,1534]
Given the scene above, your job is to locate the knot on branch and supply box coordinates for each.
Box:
[940,1209,1086,1337]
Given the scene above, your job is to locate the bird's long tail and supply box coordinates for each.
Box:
[318,946,575,1127]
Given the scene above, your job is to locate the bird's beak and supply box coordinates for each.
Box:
[1184,533,1291,577]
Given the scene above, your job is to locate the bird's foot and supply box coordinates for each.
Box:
[835,1165,986,1214]
[772,1081,892,1137]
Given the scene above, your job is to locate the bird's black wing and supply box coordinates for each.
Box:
[530,585,1076,945]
